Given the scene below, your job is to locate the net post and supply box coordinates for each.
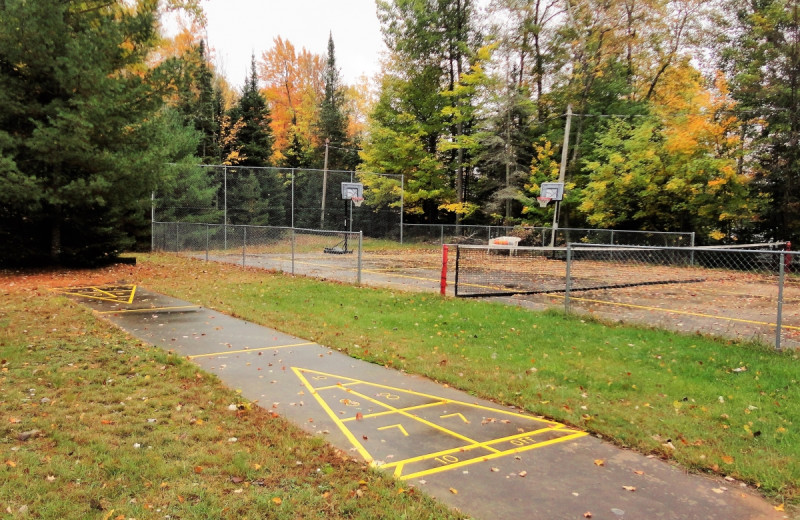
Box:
[357,232,363,285]
[785,241,792,273]
[291,227,295,275]
[564,243,573,313]
[441,245,449,295]
[454,245,460,297]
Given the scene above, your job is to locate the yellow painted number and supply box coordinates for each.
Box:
[434,455,459,465]
[510,436,538,446]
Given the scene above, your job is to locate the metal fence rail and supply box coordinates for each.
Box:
[404,224,694,248]
[152,222,362,284]
[452,242,796,350]
[155,165,403,241]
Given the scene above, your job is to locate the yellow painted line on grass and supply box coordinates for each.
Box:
[292,367,374,463]
[187,342,315,359]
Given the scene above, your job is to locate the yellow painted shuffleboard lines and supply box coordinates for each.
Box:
[293,367,587,480]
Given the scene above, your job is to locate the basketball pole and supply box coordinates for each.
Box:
[551,104,572,247]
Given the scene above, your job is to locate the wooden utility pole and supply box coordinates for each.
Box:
[551,105,572,247]
[320,138,329,229]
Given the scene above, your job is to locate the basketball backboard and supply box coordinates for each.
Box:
[341,182,363,200]
[539,182,564,201]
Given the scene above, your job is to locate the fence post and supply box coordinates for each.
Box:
[175,223,179,252]
[776,253,785,351]
[357,232,363,285]
[224,166,228,250]
[440,245,448,295]
[400,174,405,244]
[565,243,573,313]
[151,191,155,252]
[690,232,696,266]
[242,226,246,267]
[205,224,209,262]
[441,225,444,245]
[291,168,295,229]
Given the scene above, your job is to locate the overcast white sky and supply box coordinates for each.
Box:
[199,0,385,88]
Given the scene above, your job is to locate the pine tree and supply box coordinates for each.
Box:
[175,40,222,163]
[230,54,275,167]
[315,34,359,170]
[225,56,286,225]
[0,0,199,266]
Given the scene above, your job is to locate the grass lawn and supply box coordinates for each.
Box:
[2,252,798,515]
[0,265,466,519]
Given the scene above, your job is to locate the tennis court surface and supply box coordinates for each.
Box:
[58,284,785,520]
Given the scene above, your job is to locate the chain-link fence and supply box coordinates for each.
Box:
[152,221,362,284]
[452,242,797,349]
[155,165,403,240]
[403,224,694,247]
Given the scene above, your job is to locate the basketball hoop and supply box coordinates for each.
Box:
[351,196,364,207]
[537,196,551,208]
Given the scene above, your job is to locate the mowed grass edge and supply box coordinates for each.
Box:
[0,273,468,519]
[130,253,799,508]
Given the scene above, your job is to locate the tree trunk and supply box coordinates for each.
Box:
[50,219,61,264]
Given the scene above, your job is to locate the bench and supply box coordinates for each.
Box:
[489,236,522,255]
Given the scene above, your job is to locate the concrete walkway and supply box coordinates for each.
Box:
[61,284,786,520]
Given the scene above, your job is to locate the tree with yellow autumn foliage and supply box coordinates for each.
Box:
[578,63,755,241]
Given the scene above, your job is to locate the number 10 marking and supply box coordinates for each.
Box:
[434,454,459,465]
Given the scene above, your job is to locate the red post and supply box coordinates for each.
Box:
[440,245,449,295]
[785,241,792,272]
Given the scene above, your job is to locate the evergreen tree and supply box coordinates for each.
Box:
[0,0,198,266]
[282,126,314,169]
[230,54,275,167]
[315,34,359,170]
[174,40,222,163]
[226,56,286,225]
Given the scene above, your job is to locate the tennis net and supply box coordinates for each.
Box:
[453,242,789,298]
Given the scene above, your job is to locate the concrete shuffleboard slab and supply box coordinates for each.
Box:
[59,285,785,520]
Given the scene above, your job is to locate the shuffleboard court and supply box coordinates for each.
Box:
[56,284,785,520]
